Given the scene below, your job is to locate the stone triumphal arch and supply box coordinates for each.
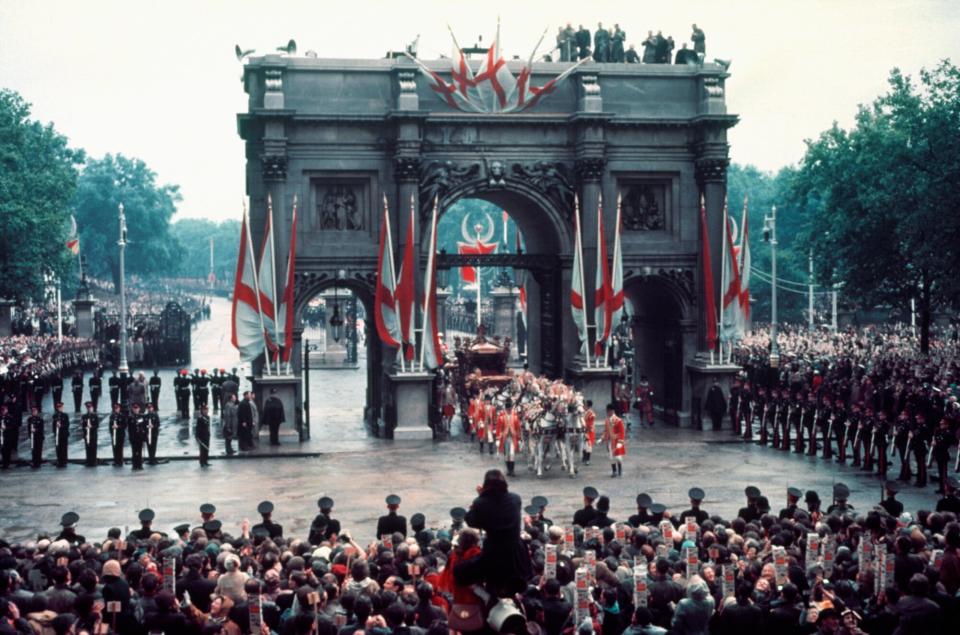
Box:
[238,53,737,431]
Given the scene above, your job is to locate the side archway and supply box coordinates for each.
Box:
[625,272,697,425]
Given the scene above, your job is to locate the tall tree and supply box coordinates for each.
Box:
[73,154,181,288]
[0,89,85,302]
[169,217,241,282]
[793,61,960,352]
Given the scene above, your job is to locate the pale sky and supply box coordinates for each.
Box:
[2,0,958,221]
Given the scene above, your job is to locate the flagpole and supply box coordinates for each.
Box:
[267,194,282,375]
[420,198,439,371]
[575,196,592,369]
[604,196,621,366]
[720,197,730,364]
[56,279,62,343]
[383,195,406,373]
[284,196,298,375]
[476,224,483,331]
[244,201,273,375]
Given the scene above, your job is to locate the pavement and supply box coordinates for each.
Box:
[0,298,954,544]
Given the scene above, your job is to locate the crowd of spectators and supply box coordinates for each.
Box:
[0,336,100,408]
[2,469,959,634]
[552,22,706,66]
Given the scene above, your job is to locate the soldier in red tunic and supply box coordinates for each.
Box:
[582,399,597,465]
[497,398,521,476]
[602,403,626,478]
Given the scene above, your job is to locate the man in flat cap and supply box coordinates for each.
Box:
[573,486,600,527]
[880,481,903,517]
[81,401,99,467]
[377,494,407,539]
[252,500,283,539]
[679,488,709,525]
[779,487,803,521]
[56,512,85,546]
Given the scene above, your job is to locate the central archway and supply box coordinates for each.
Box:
[429,181,572,377]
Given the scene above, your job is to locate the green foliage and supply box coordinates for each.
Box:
[169,217,241,281]
[791,60,960,350]
[726,163,813,324]
[0,89,85,302]
[73,154,182,288]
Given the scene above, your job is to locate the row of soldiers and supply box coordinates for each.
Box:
[554,22,706,64]
[728,379,960,492]
[0,399,214,469]
[172,367,240,418]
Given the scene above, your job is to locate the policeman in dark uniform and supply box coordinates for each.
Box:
[0,404,16,469]
[52,402,70,468]
[57,512,85,546]
[196,370,210,409]
[71,370,84,413]
[573,486,600,527]
[197,503,217,530]
[203,519,223,541]
[177,370,192,418]
[529,495,553,532]
[879,481,903,517]
[149,370,162,411]
[81,402,99,467]
[936,478,960,514]
[737,486,762,523]
[308,496,340,544]
[450,507,466,532]
[648,503,667,524]
[779,487,803,521]
[195,403,211,467]
[145,402,160,465]
[210,369,223,412]
[88,369,102,412]
[27,405,44,468]
[252,500,283,539]
[628,493,654,527]
[911,413,929,487]
[128,402,146,470]
[376,494,407,538]
[108,402,126,466]
[679,487,709,524]
[50,371,63,410]
[932,418,955,494]
[826,483,854,515]
[118,372,133,408]
[129,508,158,541]
[108,370,120,408]
[173,523,191,543]
[874,410,891,478]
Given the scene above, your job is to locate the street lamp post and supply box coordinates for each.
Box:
[763,205,779,368]
[117,202,129,375]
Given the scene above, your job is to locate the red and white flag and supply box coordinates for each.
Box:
[570,196,589,359]
[609,196,625,330]
[394,197,417,361]
[276,197,298,364]
[65,215,80,255]
[699,195,718,350]
[375,197,402,349]
[594,196,612,357]
[473,20,517,112]
[231,205,269,363]
[257,195,279,354]
[737,196,751,323]
[421,198,444,370]
[720,199,743,343]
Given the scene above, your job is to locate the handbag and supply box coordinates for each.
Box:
[448,603,484,632]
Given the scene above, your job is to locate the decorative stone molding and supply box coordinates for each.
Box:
[574,157,606,183]
[261,154,288,181]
